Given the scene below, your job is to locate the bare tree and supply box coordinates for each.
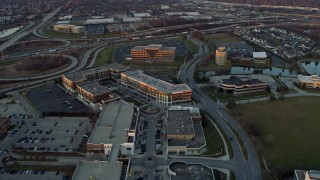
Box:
[265,134,275,145]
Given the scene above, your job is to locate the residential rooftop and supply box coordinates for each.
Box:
[87,100,134,145]
[122,70,191,93]
[77,81,110,95]
[72,161,123,180]
[63,63,128,82]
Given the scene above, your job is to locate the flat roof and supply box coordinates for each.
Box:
[169,162,214,180]
[87,100,134,145]
[308,170,320,179]
[253,52,267,58]
[298,74,320,83]
[167,110,195,137]
[133,13,151,17]
[165,12,201,16]
[168,121,205,148]
[294,170,305,180]
[63,63,128,82]
[78,81,110,95]
[72,161,123,180]
[132,44,176,51]
[122,70,191,93]
[220,76,266,86]
[84,18,114,24]
[168,106,200,114]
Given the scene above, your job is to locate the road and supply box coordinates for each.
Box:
[0,22,35,42]
[177,38,262,180]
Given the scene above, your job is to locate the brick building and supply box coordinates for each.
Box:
[131,44,176,62]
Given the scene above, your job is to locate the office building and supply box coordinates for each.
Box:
[77,82,111,108]
[215,47,227,66]
[53,25,84,34]
[131,44,176,62]
[219,76,268,95]
[297,75,320,89]
[121,70,192,106]
[62,63,128,93]
[166,106,206,155]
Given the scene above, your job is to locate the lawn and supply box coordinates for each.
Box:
[205,33,243,44]
[185,40,199,54]
[234,97,320,173]
[94,47,114,66]
[202,115,226,156]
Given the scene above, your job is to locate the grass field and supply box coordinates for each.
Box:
[202,116,225,156]
[185,40,199,54]
[94,47,114,66]
[234,97,320,173]
[205,33,243,44]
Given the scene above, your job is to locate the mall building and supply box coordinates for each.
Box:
[86,101,138,159]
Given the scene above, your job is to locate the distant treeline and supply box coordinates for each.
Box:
[214,0,319,8]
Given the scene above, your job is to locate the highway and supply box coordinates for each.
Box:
[0,7,61,51]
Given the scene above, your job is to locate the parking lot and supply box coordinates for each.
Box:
[113,38,188,63]
[0,117,92,152]
[25,84,92,115]
[7,116,92,153]
[0,169,66,180]
[226,42,254,60]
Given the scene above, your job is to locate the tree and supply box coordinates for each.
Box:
[265,134,275,145]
